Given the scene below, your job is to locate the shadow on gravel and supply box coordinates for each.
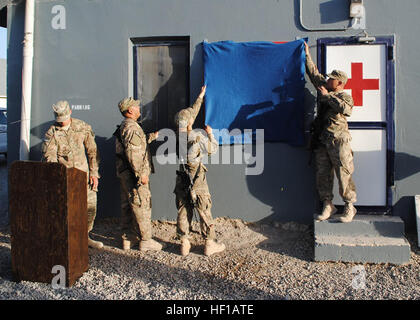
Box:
[89,219,285,299]
[90,219,206,256]
[0,155,8,227]
[247,222,314,262]
[0,246,12,280]
[0,227,12,281]
[89,246,285,300]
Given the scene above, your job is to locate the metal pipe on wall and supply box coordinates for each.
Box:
[19,0,34,160]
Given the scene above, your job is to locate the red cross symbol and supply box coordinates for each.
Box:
[344,62,380,107]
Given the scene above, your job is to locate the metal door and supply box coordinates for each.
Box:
[318,37,395,212]
[133,37,190,133]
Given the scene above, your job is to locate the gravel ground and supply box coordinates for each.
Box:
[1,157,420,300]
[0,216,419,300]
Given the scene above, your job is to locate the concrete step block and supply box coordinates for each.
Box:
[314,235,411,265]
[314,215,405,238]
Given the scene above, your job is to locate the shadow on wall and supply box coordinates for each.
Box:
[245,142,317,225]
[394,196,417,233]
[393,152,420,232]
[243,87,316,225]
[228,85,310,146]
[293,0,351,30]
[394,152,420,181]
[319,0,350,24]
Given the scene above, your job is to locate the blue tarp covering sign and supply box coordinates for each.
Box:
[203,39,306,145]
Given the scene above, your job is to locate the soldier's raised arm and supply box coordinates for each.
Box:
[187,85,206,124]
[305,42,327,88]
[42,128,58,163]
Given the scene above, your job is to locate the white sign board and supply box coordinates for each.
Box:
[333,129,387,206]
[326,44,386,122]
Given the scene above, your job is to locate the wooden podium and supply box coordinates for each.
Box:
[9,161,89,286]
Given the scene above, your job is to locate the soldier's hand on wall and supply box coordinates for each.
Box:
[204,125,212,135]
[304,42,310,57]
[90,176,99,191]
[199,85,207,99]
[140,175,149,185]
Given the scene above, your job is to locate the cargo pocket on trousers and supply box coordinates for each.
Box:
[129,189,141,207]
[197,194,212,211]
[338,141,354,175]
[139,187,152,209]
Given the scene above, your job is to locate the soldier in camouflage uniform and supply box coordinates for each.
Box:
[174,85,226,256]
[42,100,103,248]
[305,42,357,223]
[115,97,162,252]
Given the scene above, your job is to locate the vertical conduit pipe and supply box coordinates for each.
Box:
[19,0,34,160]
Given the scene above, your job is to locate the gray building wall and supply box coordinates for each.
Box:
[6,0,420,229]
[0,59,6,97]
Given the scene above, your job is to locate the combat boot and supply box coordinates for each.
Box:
[122,235,139,251]
[315,200,337,221]
[122,239,131,251]
[88,236,104,249]
[139,239,163,252]
[339,203,357,223]
[204,239,225,256]
[180,238,191,256]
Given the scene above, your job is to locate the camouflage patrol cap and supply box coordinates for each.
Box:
[174,109,191,129]
[52,100,71,122]
[118,97,140,114]
[327,70,348,85]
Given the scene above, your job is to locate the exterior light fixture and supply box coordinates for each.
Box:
[350,0,366,30]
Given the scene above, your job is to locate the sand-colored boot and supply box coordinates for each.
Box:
[122,239,131,251]
[315,200,337,221]
[204,239,225,256]
[139,239,163,252]
[180,238,191,256]
[88,236,104,249]
[339,203,357,223]
[121,234,139,251]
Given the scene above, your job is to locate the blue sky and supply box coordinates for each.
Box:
[0,27,6,59]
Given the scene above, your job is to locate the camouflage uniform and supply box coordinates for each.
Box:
[42,103,100,232]
[174,96,219,240]
[306,54,357,204]
[115,106,157,243]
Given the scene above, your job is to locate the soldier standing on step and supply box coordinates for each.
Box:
[305,42,357,223]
